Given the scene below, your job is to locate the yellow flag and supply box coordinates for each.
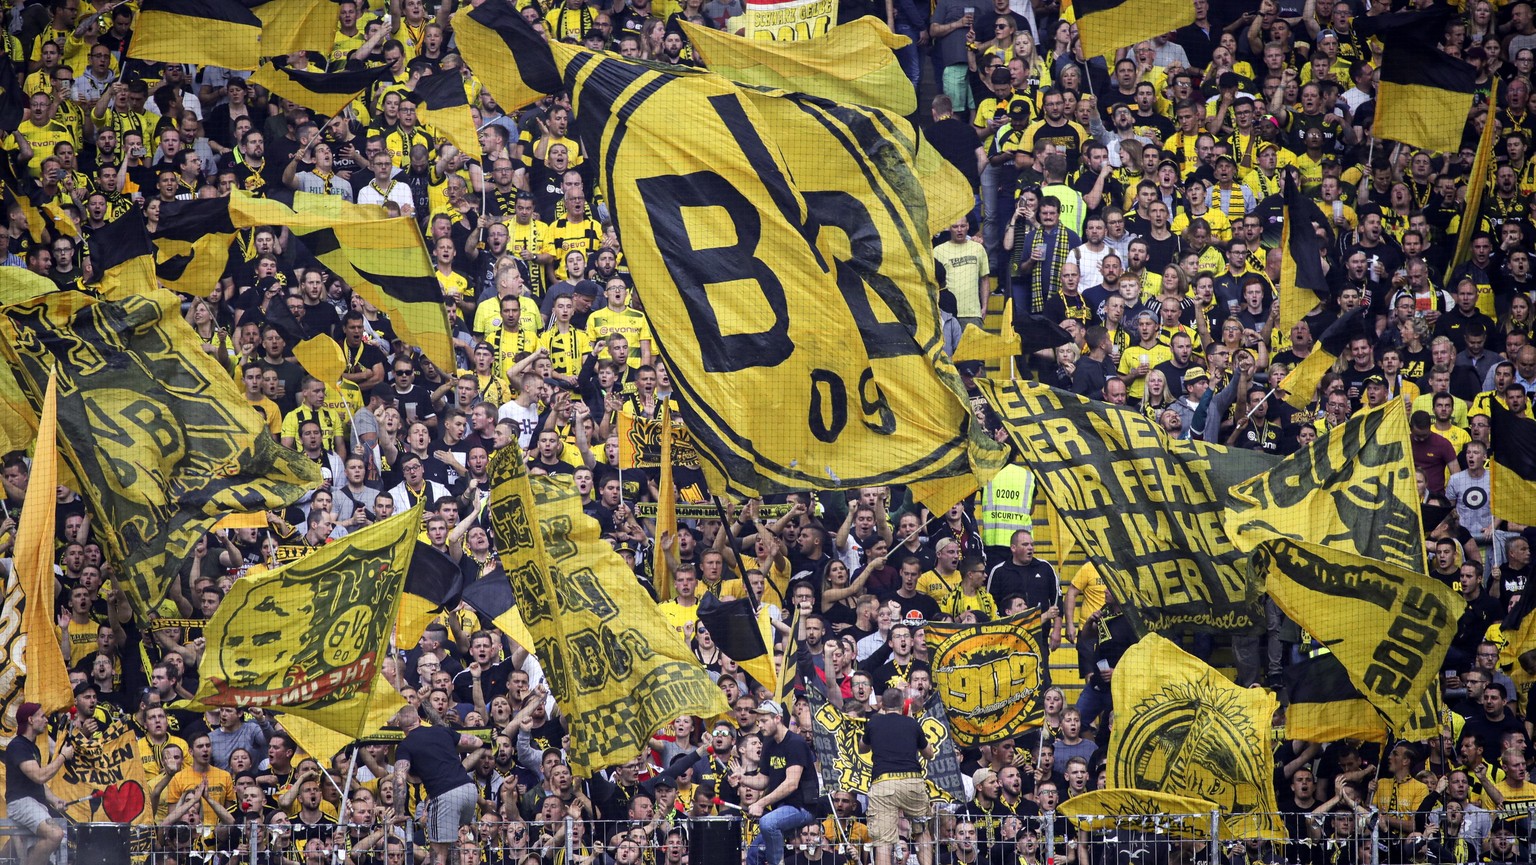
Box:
[293,336,363,417]
[1074,0,1195,60]
[251,0,341,55]
[1225,399,1427,573]
[129,0,264,70]
[46,715,154,823]
[18,373,72,716]
[549,41,997,509]
[187,504,420,742]
[1109,633,1283,840]
[275,673,403,761]
[680,17,916,116]
[0,288,321,619]
[654,402,676,603]
[1251,539,1459,741]
[487,446,729,774]
[0,359,38,460]
[287,195,457,374]
[953,303,1017,364]
[1449,95,1497,290]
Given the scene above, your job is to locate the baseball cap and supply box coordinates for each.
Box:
[573,280,601,298]
[1214,152,1237,166]
[754,700,783,717]
[15,701,42,730]
[1134,309,1158,322]
[1363,373,1387,387]
[614,540,639,557]
[972,767,998,789]
[1184,368,1210,385]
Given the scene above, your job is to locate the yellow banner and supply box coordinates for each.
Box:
[1109,634,1283,840]
[47,714,153,823]
[487,446,729,774]
[1061,790,1220,836]
[738,0,837,40]
[188,505,420,744]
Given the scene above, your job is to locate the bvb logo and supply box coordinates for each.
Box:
[322,605,374,667]
[1116,684,1269,816]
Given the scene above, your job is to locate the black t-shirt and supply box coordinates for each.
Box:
[396,724,474,797]
[878,589,942,623]
[4,735,46,803]
[384,384,439,428]
[987,559,1059,609]
[863,712,925,779]
[760,730,818,810]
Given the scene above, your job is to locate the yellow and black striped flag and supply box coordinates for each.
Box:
[1074,0,1195,60]
[1492,401,1536,525]
[697,594,777,693]
[1281,307,1372,409]
[129,0,264,70]
[87,209,158,298]
[411,71,482,160]
[250,58,394,118]
[1282,654,1387,744]
[1278,171,1330,341]
[1355,3,1475,153]
[0,288,321,619]
[451,0,562,112]
[288,195,457,373]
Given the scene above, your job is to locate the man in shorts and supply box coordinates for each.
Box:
[4,702,72,865]
[862,688,936,865]
[392,706,487,865]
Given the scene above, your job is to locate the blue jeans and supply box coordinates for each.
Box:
[892,21,923,91]
[747,805,817,865]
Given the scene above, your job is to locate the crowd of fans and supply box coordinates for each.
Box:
[9,0,1536,862]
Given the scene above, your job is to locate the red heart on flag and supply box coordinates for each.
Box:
[101,782,145,822]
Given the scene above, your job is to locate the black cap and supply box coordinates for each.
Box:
[957,360,985,377]
[573,280,601,298]
[1363,373,1387,387]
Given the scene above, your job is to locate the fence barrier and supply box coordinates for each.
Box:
[0,808,1484,865]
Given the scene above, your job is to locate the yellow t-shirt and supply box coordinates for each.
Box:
[166,765,236,824]
[1115,343,1174,401]
[1069,563,1107,629]
[656,598,700,638]
[137,734,189,782]
[915,568,959,603]
[64,618,98,666]
[540,326,592,378]
[586,307,651,367]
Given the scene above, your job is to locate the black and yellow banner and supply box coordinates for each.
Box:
[189,504,420,744]
[806,686,966,801]
[45,714,152,823]
[0,288,321,619]
[1074,0,1196,60]
[1110,633,1283,840]
[616,410,702,471]
[924,609,1047,747]
[1492,402,1536,525]
[1449,88,1497,287]
[1252,539,1458,741]
[1282,654,1388,744]
[1278,172,1330,341]
[1226,400,1427,574]
[487,445,729,774]
[88,209,158,299]
[1355,4,1475,153]
[249,58,394,118]
[1062,790,1220,837]
[129,0,264,70]
[549,39,998,510]
[979,378,1276,633]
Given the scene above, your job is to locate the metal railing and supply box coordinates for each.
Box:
[2,808,1487,865]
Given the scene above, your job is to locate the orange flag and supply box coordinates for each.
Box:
[20,373,73,714]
